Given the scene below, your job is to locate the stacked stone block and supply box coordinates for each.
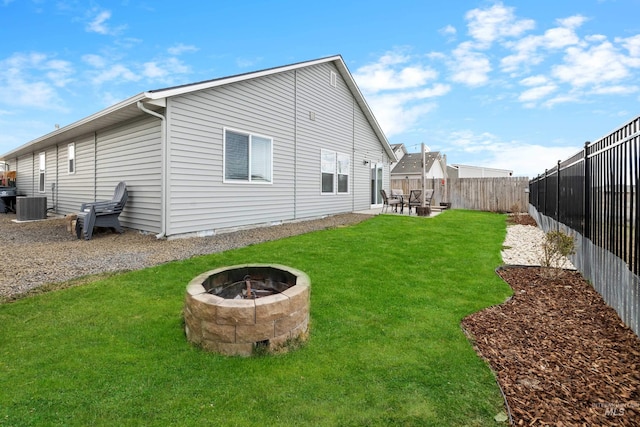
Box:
[184,264,310,357]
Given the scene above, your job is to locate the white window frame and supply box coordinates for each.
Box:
[38,152,46,193]
[223,127,273,184]
[321,149,350,195]
[68,143,75,174]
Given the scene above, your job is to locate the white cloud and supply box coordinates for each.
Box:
[167,43,199,56]
[501,15,584,73]
[236,57,263,68]
[590,85,639,95]
[142,58,190,82]
[439,25,457,42]
[91,64,139,85]
[82,54,107,68]
[617,34,640,57]
[448,42,492,86]
[519,84,558,102]
[86,9,125,36]
[518,75,557,104]
[542,93,581,108]
[353,52,450,136]
[552,41,631,87]
[465,2,535,48]
[520,75,550,86]
[0,52,73,109]
[353,54,438,93]
[367,94,438,137]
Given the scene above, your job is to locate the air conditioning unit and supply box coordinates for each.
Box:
[16,196,47,221]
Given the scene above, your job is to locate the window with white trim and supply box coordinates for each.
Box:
[38,152,45,193]
[224,129,272,183]
[68,143,75,174]
[321,149,350,194]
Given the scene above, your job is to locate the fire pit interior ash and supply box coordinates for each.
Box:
[184,264,310,357]
[211,272,291,299]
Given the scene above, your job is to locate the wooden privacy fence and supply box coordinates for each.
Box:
[448,177,529,212]
[390,177,530,212]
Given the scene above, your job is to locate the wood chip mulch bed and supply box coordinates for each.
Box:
[462,266,640,426]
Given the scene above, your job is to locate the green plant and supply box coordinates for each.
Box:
[540,230,576,277]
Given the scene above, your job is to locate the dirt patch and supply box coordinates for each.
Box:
[463,266,640,426]
[507,213,538,227]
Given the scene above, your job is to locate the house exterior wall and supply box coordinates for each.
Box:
[165,62,391,236]
[94,116,162,233]
[16,154,34,196]
[6,115,162,232]
[449,165,513,178]
[55,134,96,214]
[2,58,391,237]
[166,69,296,235]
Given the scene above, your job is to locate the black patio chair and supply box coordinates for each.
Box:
[407,189,434,215]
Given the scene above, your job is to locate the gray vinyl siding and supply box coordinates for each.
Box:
[6,117,161,232]
[41,146,58,209]
[295,63,352,218]
[353,104,391,209]
[166,71,296,235]
[16,155,34,196]
[95,115,162,233]
[55,134,96,214]
[166,61,389,236]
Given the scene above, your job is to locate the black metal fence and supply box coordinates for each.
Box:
[529,114,640,335]
[530,116,640,274]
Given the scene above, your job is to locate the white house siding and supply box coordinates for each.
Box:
[94,116,162,233]
[166,71,297,235]
[55,133,96,214]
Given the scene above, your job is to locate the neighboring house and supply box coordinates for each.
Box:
[1,55,396,238]
[390,150,446,180]
[447,164,513,178]
[390,143,407,163]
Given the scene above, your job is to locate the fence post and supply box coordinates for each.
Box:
[543,169,548,215]
[557,159,561,226]
[583,141,591,239]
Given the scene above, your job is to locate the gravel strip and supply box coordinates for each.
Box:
[0,213,372,299]
[501,223,575,269]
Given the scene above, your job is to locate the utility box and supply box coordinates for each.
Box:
[16,196,47,221]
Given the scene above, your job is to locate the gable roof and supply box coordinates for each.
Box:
[2,55,395,160]
[391,151,442,175]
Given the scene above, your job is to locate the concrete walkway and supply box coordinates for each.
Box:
[355,207,443,217]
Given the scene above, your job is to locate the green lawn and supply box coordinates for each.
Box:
[0,210,512,426]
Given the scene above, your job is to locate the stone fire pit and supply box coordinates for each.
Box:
[183,264,310,356]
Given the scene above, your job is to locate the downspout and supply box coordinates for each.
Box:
[294,70,297,220]
[137,101,167,239]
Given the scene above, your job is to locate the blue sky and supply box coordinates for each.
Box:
[1,0,639,177]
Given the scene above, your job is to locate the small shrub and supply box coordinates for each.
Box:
[539,230,576,278]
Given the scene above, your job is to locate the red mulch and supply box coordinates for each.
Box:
[462,266,640,426]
